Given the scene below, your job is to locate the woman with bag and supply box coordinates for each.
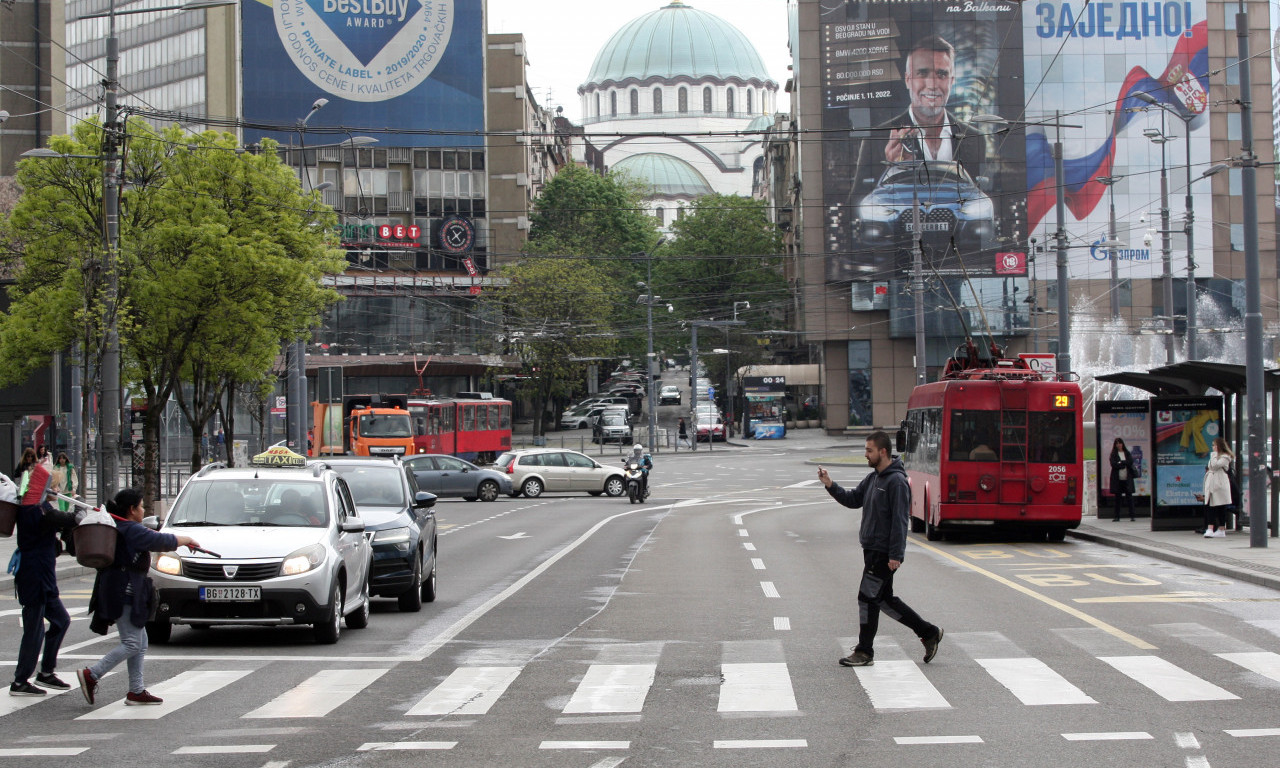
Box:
[50,453,76,514]
[1201,437,1234,538]
[76,488,199,707]
[1108,437,1136,522]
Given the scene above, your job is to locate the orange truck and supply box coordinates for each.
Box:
[309,394,415,457]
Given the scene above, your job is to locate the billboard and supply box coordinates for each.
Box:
[1096,400,1151,502]
[1023,0,1212,281]
[820,0,1028,283]
[241,0,484,148]
[1149,395,1221,530]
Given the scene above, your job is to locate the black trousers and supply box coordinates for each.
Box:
[14,585,70,684]
[856,549,937,655]
[1205,504,1229,530]
[1113,490,1135,520]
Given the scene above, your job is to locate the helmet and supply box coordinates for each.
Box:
[633,444,643,452]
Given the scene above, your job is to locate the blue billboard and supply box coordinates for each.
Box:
[241,0,484,147]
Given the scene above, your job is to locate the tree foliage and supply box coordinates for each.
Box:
[0,121,343,505]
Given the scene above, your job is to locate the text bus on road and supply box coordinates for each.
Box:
[897,342,1083,541]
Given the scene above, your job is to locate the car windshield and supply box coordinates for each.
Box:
[169,479,329,527]
[881,161,970,187]
[600,413,627,425]
[359,413,413,438]
[330,465,405,506]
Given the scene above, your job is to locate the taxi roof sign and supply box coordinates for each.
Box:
[250,446,308,468]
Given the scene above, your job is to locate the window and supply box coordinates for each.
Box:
[563,453,594,469]
[595,93,600,116]
[1028,411,1076,463]
[630,89,639,115]
[948,410,1001,462]
[703,86,712,113]
[653,87,662,114]
[678,86,688,113]
[611,91,617,116]
[747,88,753,115]
[726,87,735,115]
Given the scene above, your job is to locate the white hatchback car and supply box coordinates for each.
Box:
[148,450,374,644]
[494,449,626,498]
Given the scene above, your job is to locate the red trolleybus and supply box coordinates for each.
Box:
[897,342,1083,541]
[408,393,512,464]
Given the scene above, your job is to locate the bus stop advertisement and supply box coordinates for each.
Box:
[1150,395,1224,531]
[743,376,786,439]
[1095,400,1152,519]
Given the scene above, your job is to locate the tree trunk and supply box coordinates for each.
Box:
[142,404,163,518]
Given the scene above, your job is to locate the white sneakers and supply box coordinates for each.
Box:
[1204,529,1227,538]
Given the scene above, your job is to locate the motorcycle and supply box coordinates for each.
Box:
[623,459,648,504]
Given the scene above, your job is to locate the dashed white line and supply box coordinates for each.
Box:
[743,543,757,551]
[357,742,457,751]
[760,581,780,598]
[738,528,750,537]
[540,741,630,750]
[173,746,276,754]
[751,558,766,570]
[1225,728,1280,737]
[1186,757,1211,768]
[774,617,791,631]
[894,736,983,745]
[1175,732,1201,749]
[1062,732,1153,741]
[713,740,807,749]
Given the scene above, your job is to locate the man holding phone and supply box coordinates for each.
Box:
[818,431,943,667]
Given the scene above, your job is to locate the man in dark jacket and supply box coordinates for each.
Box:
[819,431,943,667]
[10,492,76,695]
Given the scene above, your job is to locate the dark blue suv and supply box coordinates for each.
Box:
[325,458,438,612]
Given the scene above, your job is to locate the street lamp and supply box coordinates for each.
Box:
[972,112,1081,375]
[1095,175,1125,319]
[1138,119,1176,364]
[688,320,742,451]
[635,236,666,452]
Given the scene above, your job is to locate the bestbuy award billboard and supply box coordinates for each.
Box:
[241,0,484,147]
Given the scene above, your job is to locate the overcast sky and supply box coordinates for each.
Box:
[486,0,793,122]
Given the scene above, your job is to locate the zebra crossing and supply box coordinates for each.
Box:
[2,628,1279,754]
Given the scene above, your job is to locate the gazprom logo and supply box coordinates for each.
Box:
[275,0,453,102]
[1090,239,1151,262]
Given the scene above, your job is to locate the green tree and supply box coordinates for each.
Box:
[1,122,342,507]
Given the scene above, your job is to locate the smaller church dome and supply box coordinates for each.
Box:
[745,114,774,132]
[613,153,714,198]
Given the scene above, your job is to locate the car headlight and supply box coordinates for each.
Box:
[960,197,993,220]
[154,553,182,576]
[372,526,411,544]
[857,203,897,221]
[281,544,326,576]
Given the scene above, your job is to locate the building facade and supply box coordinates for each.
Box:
[785,0,1279,430]
[0,0,54,174]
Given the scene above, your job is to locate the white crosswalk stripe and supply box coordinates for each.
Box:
[717,662,797,712]
[1218,651,1280,684]
[77,669,253,720]
[407,666,522,716]
[563,664,656,714]
[853,660,950,710]
[243,668,389,718]
[1099,655,1239,702]
[976,657,1096,705]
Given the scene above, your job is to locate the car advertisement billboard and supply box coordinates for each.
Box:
[1022,0,1211,281]
[819,0,1028,283]
[241,0,484,148]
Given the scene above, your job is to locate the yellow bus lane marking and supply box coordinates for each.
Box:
[911,538,1156,650]
[1075,594,1280,603]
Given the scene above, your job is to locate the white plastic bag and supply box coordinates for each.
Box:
[79,506,117,529]
[0,473,17,506]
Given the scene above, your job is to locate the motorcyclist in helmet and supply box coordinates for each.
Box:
[624,444,653,499]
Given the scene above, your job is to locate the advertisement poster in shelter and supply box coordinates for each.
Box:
[819,0,1028,283]
[1096,400,1151,500]
[1149,395,1222,529]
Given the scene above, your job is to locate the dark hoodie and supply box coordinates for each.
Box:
[825,458,910,562]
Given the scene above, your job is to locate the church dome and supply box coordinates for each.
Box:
[583,1,775,89]
[745,114,774,133]
[612,153,714,198]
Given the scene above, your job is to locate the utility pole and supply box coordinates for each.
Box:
[100,0,122,502]
[911,160,926,385]
[1053,115,1071,374]
[1096,175,1122,319]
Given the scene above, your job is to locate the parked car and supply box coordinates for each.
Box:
[325,457,438,612]
[494,449,626,498]
[695,414,726,442]
[659,385,681,405]
[592,409,633,444]
[404,454,513,502]
[560,404,598,429]
[148,449,374,644]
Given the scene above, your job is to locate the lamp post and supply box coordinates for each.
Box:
[729,300,749,436]
[1095,175,1123,319]
[1140,116,1176,364]
[28,0,235,502]
[688,320,742,450]
[635,236,666,452]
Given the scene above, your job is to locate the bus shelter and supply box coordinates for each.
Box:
[1095,362,1280,536]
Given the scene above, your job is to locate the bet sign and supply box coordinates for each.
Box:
[377,224,421,244]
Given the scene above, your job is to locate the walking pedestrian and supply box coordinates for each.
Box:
[9,454,76,696]
[818,431,943,667]
[12,448,36,497]
[677,417,691,449]
[1200,437,1233,538]
[50,453,77,514]
[77,488,200,706]
[1108,437,1136,522]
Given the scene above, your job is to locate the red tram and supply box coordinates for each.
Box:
[897,342,1084,541]
[408,393,512,464]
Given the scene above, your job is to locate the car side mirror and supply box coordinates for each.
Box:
[414,491,437,509]
[141,515,161,531]
[897,420,908,453]
[341,519,365,533]
[976,176,992,192]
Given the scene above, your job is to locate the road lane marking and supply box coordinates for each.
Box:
[975,658,1096,705]
[853,660,950,710]
[0,683,72,718]
[751,558,766,570]
[760,582,780,598]
[732,501,826,525]
[0,748,90,756]
[77,670,252,720]
[1225,728,1280,737]
[563,664,656,714]
[357,742,457,751]
[407,667,522,716]
[1218,652,1280,684]
[743,543,757,551]
[540,741,630,750]
[910,538,1155,650]
[173,745,275,754]
[718,663,797,712]
[1099,656,1238,701]
[774,617,790,631]
[243,669,388,718]
[1175,732,1201,749]
[738,529,749,537]
[714,739,808,748]
[409,505,671,661]
[893,735,982,745]
[1062,732,1153,741]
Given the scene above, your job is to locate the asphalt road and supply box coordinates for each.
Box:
[1,446,1278,767]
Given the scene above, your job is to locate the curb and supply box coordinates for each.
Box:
[0,562,95,590]
[1067,527,1280,592]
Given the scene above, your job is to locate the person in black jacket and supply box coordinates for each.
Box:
[8,465,78,696]
[76,488,199,707]
[819,431,943,668]
[1108,437,1137,522]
